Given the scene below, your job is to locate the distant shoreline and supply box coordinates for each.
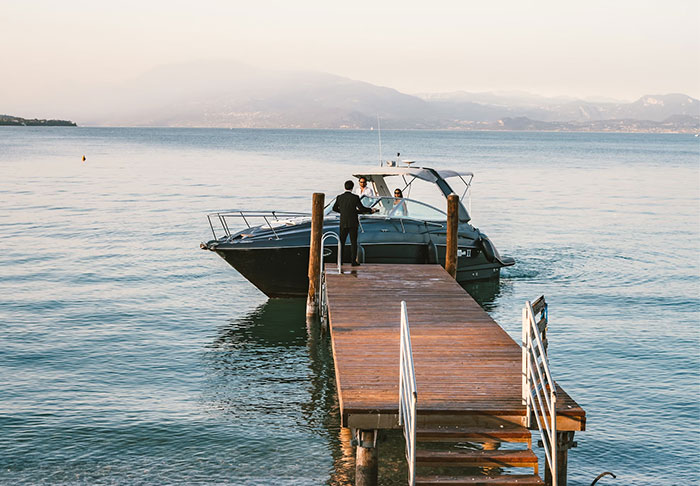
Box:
[2,121,694,134]
[0,114,76,127]
[58,125,695,134]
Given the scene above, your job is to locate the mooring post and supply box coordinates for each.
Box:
[306,192,325,316]
[544,431,576,486]
[355,429,378,486]
[445,194,459,279]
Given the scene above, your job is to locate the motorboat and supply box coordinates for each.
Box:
[200,163,514,297]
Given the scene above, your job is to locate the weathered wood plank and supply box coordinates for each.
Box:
[325,264,585,430]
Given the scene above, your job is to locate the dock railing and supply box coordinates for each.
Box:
[522,296,557,485]
[398,301,418,486]
[318,232,342,317]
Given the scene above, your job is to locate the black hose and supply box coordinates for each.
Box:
[591,471,616,485]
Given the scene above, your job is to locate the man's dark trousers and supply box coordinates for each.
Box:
[339,226,359,264]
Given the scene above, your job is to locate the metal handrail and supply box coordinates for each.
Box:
[398,301,418,486]
[522,297,557,485]
[206,210,310,239]
[318,232,342,315]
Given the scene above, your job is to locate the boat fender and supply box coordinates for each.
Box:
[426,240,439,264]
[201,241,219,251]
[479,236,496,263]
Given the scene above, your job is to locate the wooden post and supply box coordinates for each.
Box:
[306,192,325,316]
[445,194,459,279]
[355,429,378,486]
[544,431,576,486]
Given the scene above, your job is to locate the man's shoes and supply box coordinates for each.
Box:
[351,261,360,267]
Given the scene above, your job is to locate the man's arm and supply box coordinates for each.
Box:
[355,196,374,214]
[332,198,340,213]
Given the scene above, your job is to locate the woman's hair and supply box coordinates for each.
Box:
[394,188,403,197]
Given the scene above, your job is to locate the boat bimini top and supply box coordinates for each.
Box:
[352,167,473,183]
[352,166,474,222]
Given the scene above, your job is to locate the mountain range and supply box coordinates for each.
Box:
[37,61,700,131]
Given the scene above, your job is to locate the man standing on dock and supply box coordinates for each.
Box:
[333,180,376,266]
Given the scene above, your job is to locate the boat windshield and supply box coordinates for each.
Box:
[368,197,446,221]
[323,195,381,216]
[323,196,446,221]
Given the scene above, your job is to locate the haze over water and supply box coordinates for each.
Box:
[0,128,698,485]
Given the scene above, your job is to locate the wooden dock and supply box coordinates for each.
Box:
[323,263,585,486]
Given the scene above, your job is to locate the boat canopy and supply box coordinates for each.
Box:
[352,167,473,183]
[351,166,473,222]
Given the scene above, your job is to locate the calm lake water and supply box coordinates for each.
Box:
[1,128,698,485]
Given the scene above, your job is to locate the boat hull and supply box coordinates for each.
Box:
[215,241,504,298]
[203,167,515,297]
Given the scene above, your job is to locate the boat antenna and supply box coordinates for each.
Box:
[377,115,383,166]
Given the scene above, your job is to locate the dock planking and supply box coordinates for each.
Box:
[324,264,585,430]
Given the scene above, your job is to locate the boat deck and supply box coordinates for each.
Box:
[324,264,585,430]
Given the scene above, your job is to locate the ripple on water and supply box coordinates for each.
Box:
[0,129,698,485]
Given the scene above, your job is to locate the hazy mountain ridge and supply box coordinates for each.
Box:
[420,91,700,123]
[57,61,700,131]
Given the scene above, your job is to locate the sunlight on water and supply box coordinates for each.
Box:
[0,128,698,485]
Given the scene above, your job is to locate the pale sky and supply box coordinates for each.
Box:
[2,0,699,111]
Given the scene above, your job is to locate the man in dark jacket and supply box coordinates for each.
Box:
[332,180,376,266]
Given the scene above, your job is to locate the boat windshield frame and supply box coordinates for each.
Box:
[367,196,447,221]
[323,195,446,222]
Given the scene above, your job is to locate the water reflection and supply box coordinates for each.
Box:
[211,299,309,349]
[304,313,355,486]
[461,278,502,311]
[204,284,508,485]
[204,299,357,484]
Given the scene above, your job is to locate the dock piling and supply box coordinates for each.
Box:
[306,192,325,316]
[355,429,378,486]
[445,194,459,278]
[544,431,576,486]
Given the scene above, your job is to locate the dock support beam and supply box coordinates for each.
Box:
[306,192,325,316]
[355,429,378,486]
[545,431,576,486]
[445,194,459,279]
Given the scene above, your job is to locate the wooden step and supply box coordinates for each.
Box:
[417,426,531,445]
[415,474,544,486]
[416,449,539,470]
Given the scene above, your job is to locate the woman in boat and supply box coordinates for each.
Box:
[393,188,407,216]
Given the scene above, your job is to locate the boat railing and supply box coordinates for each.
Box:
[398,300,418,486]
[206,210,309,240]
[522,296,557,485]
[318,232,342,317]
